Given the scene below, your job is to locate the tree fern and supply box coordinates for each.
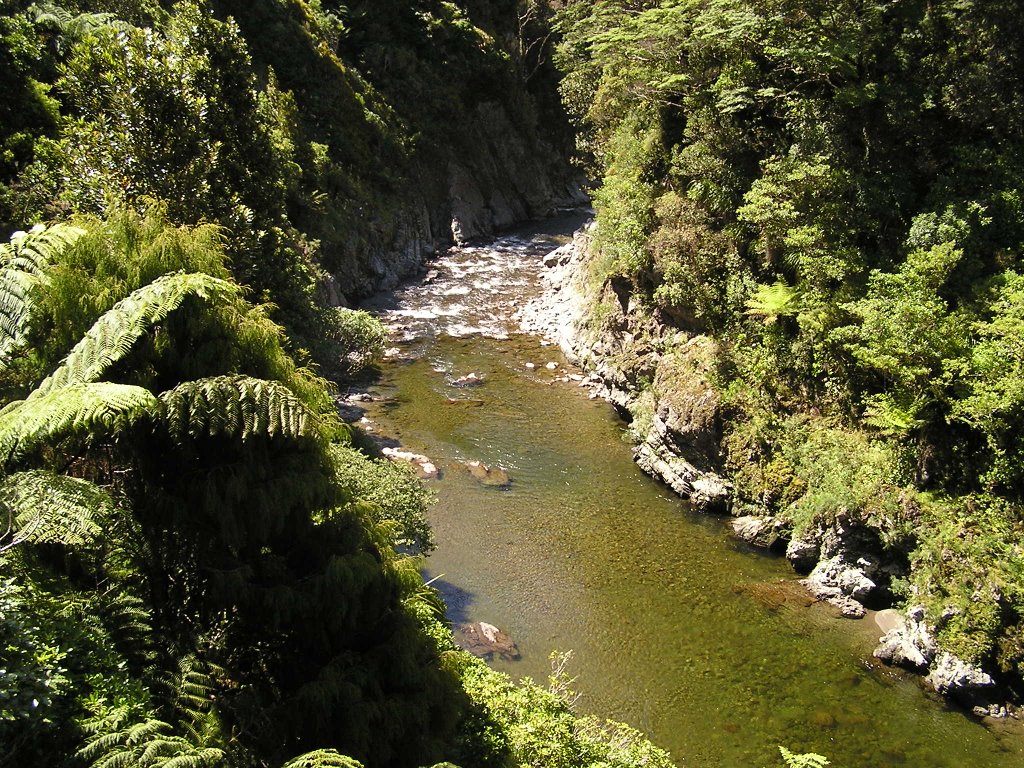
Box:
[281,749,363,768]
[0,382,159,465]
[0,470,113,552]
[158,375,312,442]
[77,716,224,768]
[28,2,131,42]
[0,223,86,366]
[33,272,238,397]
[745,281,800,323]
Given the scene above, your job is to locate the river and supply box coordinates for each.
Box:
[360,212,1022,767]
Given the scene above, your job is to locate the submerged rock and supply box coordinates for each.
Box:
[453,621,520,661]
[465,460,511,488]
[452,372,485,387]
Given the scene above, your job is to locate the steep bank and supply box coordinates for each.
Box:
[519,225,1019,719]
[546,0,1024,719]
[1,0,582,352]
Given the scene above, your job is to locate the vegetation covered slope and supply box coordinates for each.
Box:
[0,214,677,768]
[1,0,577,363]
[555,0,1024,702]
[0,1,687,766]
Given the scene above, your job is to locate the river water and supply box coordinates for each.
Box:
[361,213,1022,767]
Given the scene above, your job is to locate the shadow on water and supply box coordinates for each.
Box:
[425,575,475,625]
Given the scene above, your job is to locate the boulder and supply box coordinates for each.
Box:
[452,372,485,387]
[872,605,937,673]
[802,554,877,618]
[382,447,439,479]
[453,621,521,661]
[466,460,511,488]
[731,515,783,549]
[926,652,994,694]
[785,536,820,573]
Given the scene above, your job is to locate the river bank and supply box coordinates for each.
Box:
[356,214,1024,766]
[516,221,1023,722]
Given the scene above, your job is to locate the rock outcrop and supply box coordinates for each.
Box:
[517,227,730,513]
[453,621,521,661]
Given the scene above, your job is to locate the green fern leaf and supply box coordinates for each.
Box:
[33,272,238,397]
[862,392,927,436]
[79,717,225,768]
[100,590,157,667]
[0,223,86,365]
[0,382,158,465]
[0,470,113,551]
[745,281,801,323]
[158,375,311,443]
[282,749,364,768]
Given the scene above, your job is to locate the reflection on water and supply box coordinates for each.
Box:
[361,215,1023,768]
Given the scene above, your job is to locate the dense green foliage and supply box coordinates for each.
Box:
[0,0,571,366]
[0,1,686,765]
[556,0,1024,693]
[0,216,460,766]
[0,216,676,767]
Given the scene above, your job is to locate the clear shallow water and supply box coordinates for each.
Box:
[361,216,1023,767]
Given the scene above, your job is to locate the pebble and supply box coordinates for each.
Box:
[545,361,558,370]
[525,362,536,369]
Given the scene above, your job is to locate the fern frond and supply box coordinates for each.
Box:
[78,717,225,768]
[779,746,830,768]
[158,375,312,442]
[100,590,156,667]
[0,223,86,365]
[281,749,364,768]
[170,655,225,745]
[862,392,927,436]
[0,223,86,274]
[33,272,239,397]
[0,470,113,552]
[745,280,800,323]
[28,2,130,38]
[0,382,158,465]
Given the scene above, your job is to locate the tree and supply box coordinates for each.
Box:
[0,217,461,766]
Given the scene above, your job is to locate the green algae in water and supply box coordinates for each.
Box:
[366,335,1023,768]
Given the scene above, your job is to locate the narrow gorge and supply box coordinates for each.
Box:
[354,215,1023,767]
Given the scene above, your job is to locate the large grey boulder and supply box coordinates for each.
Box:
[873,606,934,670]
[926,651,995,694]
[802,554,878,618]
[785,536,820,573]
[731,515,784,549]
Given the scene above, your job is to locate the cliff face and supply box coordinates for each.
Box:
[214,0,584,304]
